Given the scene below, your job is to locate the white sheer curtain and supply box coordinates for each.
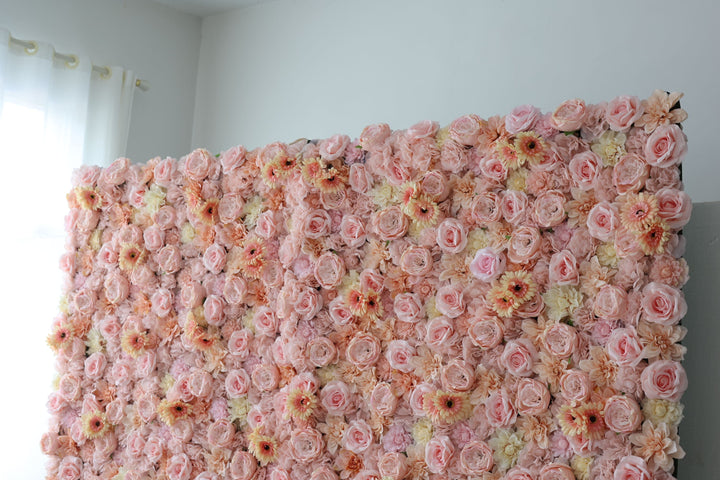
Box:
[0,27,136,480]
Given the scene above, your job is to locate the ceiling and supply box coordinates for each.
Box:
[150,0,274,17]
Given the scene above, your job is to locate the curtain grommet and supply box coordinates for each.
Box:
[24,40,38,55]
[65,54,79,69]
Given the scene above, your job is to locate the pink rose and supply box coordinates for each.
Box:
[568,151,601,190]
[614,455,651,480]
[104,272,129,305]
[58,456,82,480]
[73,289,96,315]
[424,435,455,474]
[218,194,244,224]
[593,284,627,321]
[606,95,643,131]
[252,306,276,336]
[294,287,322,321]
[157,245,182,274]
[604,395,642,433]
[143,225,165,252]
[485,390,516,428]
[251,364,279,392]
[167,453,192,480]
[470,248,506,282]
[644,124,687,168]
[410,383,434,415]
[449,114,482,146]
[551,98,587,131]
[59,373,82,401]
[99,157,129,186]
[534,190,567,227]
[400,245,433,276]
[304,209,331,239]
[501,190,529,225]
[189,370,212,398]
[360,123,391,150]
[641,360,688,401]
[501,339,537,377]
[343,420,373,453]
[154,205,177,230]
[641,282,687,325]
[149,288,172,318]
[328,296,354,326]
[208,419,235,448]
[306,336,337,367]
[505,104,540,134]
[340,214,366,247]
[84,352,107,380]
[468,317,504,349]
[144,434,164,462]
[656,187,692,229]
[254,210,276,238]
[559,369,591,403]
[539,463,575,480]
[203,244,226,274]
[607,327,643,366]
[470,192,502,224]
[406,119,439,141]
[225,369,250,397]
[435,285,465,318]
[393,293,423,323]
[319,134,350,161]
[614,154,649,194]
[506,467,535,480]
[223,276,247,305]
[441,360,475,392]
[436,218,468,253]
[184,149,212,181]
[349,163,373,193]
[310,466,339,480]
[321,381,352,414]
[516,378,551,416]
[385,340,416,373]
[420,171,450,200]
[479,154,508,182]
[587,201,619,241]
[548,250,579,285]
[346,333,381,369]
[425,316,456,351]
[314,252,345,289]
[220,145,246,172]
[229,450,257,480]
[459,440,494,474]
[370,382,397,416]
[378,452,408,480]
[227,329,252,358]
[543,323,578,358]
[373,206,408,241]
[507,226,542,264]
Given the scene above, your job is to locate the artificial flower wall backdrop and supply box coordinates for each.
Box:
[43,91,690,480]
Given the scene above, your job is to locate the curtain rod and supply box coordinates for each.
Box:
[8,35,149,92]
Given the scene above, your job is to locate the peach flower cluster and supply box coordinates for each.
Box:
[44,90,689,480]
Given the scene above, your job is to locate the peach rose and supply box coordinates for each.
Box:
[104,272,130,305]
[253,306,277,336]
[501,339,537,377]
[435,285,465,318]
[229,450,257,480]
[291,427,324,462]
[58,456,82,480]
[516,378,551,416]
[370,382,397,416]
[534,190,567,228]
[385,340,416,373]
[548,250,579,285]
[425,435,455,473]
[340,214,366,248]
[307,336,337,367]
[604,395,642,433]
[449,114,482,146]
[505,104,540,134]
[441,360,475,392]
[551,98,587,131]
[641,282,686,325]
[641,360,688,401]
[607,327,643,366]
[470,247,506,282]
[655,187,692,229]
[400,245,433,276]
[587,201,619,241]
[644,124,687,168]
[468,317,504,349]
[223,276,247,305]
[436,218,468,254]
[321,381,351,414]
[568,151,601,190]
[360,123,391,150]
[459,440,493,474]
[184,149,212,181]
[346,333,381,369]
[319,134,350,161]
[225,369,250,398]
[613,154,649,194]
[343,420,373,454]
[559,369,591,403]
[393,293,423,323]
[539,463,575,480]
[593,284,627,321]
[378,452,408,480]
[304,209,331,239]
[373,206,408,241]
[501,190,529,225]
[485,390,516,428]
[606,95,643,131]
[84,352,107,380]
[614,455,651,480]
[543,323,578,358]
[425,316,456,351]
[470,192,502,224]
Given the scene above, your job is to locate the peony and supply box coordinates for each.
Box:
[604,395,642,433]
[306,336,337,367]
[346,333,381,369]
[559,369,591,403]
[425,435,455,473]
[291,428,324,462]
[515,378,550,416]
[551,98,587,131]
[641,360,688,401]
[229,450,257,480]
[468,317,504,349]
[459,440,494,474]
[543,323,578,358]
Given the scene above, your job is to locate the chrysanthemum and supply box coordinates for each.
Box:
[487,284,518,318]
[637,219,670,256]
[405,195,440,228]
[47,322,76,352]
[301,157,325,184]
[347,288,366,317]
[514,131,548,166]
[120,329,149,358]
[316,167,346,193]
[157,399,193,426]
[620,192,659,231]
[364,290,383,319]
[500,270,537,304]
[248,429,279,465]
[81,411,110,439]
[423,390,471,425]
[195,198,220,225]
[488,429,525,472]
[576,402,606,440]
[76,187,103,210]
[286,388,317,422]
[118,243,146,271]
[496,138,522,169]
[558,404,587,438]
[261,159,282,186]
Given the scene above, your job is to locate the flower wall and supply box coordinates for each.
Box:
[44,91,691,480]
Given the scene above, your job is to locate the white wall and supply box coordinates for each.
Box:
[0,0,202,161]
[192,0,720,203]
